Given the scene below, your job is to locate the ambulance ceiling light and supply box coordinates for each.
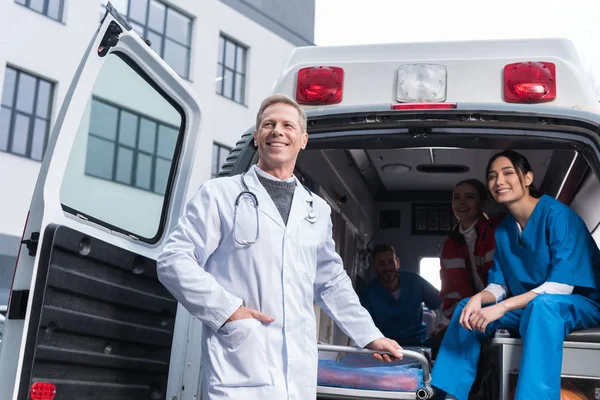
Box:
[396,64,447,103]
[381,163,411,174]
[417,164,469,174]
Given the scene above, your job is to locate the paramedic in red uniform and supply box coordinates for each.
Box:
[430,179,504,357]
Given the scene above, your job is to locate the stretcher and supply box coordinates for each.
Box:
[317,344,435,400]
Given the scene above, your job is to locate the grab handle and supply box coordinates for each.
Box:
[317,344,432,383]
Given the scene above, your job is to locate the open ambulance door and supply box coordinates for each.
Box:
[0,3,201,399]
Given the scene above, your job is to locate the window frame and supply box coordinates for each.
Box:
[85,96,179,195]
[212,142,232,178]
[216,34,248,105]
[14,0,64,22]
[100,0,193,79]
[1,65,55,161]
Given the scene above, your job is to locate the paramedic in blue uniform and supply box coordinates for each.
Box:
[431,150,600,400]
[360,244,442,347]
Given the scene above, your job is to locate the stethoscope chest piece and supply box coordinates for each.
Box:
[305,199,317,223]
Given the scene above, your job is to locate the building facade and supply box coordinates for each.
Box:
[0,0,315,304]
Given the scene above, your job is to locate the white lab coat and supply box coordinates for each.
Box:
[157,165,383,400]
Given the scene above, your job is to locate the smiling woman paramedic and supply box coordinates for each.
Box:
[431,150,600,400]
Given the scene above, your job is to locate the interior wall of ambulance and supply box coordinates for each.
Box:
[371,202,446,281]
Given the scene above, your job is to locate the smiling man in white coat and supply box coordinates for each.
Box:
[157,94,402,400]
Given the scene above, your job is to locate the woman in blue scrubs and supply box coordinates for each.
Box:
[431,150,600,400]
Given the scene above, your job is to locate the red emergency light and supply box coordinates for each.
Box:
[296,66,344,105]
[504,61,556,103]
[391,103,457,110]
[30,382,56,400]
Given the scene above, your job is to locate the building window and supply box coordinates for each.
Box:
[212,142,231,178]
[100,0,192,79]
[85,97,178,195]
[15,0,64,21]
[419,257,441,290]
[217,35,247,104]
[1,66,54,161]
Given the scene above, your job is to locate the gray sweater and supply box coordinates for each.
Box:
[257,175,295,225]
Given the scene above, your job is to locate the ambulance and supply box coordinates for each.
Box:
[1,3,599,400]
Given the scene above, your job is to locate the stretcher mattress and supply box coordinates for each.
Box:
[317,351,424,392]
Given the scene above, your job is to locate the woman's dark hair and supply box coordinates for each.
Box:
[453,179,488,202]
[485,150,542,198]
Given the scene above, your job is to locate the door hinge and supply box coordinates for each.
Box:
[21,232,40,256]
[98,20,123,57]
[8,290,29,320]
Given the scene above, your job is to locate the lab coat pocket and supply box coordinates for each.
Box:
[296,222,319,276]
[209,318,272,388]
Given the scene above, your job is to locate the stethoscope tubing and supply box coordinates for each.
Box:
[233,172,316,246]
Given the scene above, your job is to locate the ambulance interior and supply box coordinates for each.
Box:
[299,144,596,340]
[287,125,600,397]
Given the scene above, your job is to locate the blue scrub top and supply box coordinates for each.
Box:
[360,271,441,345]
[489,195,600,300]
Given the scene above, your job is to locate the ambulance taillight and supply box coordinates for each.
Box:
[296,66,344,105]
[30,382,56,400]
[504,61,556,103]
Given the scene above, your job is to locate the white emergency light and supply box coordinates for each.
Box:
[396,64,447,103]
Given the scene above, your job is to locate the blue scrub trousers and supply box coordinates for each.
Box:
[431,294,600,400]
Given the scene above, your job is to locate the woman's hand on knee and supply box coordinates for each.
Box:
[470,304,507,333]
[459,295,482,331]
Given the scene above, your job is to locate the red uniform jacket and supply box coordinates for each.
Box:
[439,215,505,319]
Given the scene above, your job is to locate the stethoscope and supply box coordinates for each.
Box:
[233,173,317,246]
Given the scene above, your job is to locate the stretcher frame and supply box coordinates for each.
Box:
[316,344,435,400]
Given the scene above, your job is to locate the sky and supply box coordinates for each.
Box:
[315,0,600,91]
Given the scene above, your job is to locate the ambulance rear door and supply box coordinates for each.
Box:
[0,4,202,399]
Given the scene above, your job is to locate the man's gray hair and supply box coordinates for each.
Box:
[255,94,307,133]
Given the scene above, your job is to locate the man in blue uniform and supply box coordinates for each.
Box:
[360,244,442,347]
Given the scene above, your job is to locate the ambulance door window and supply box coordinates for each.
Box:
[59,52,183,242]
